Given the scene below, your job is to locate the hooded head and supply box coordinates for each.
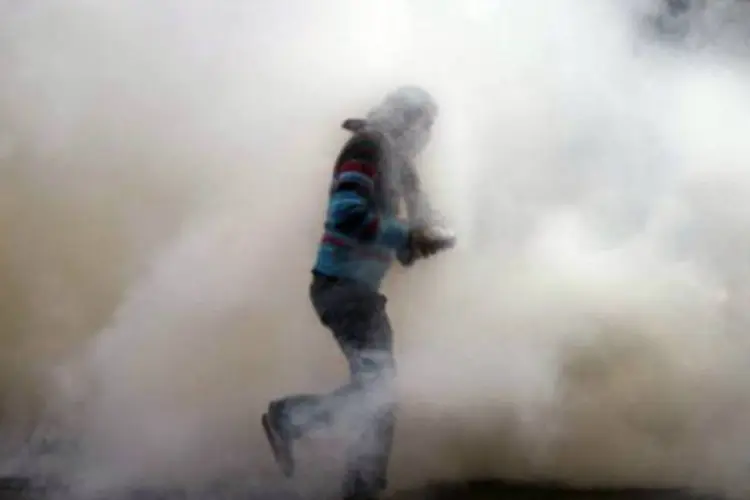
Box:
[340,86,438,220]
[364,85,438,159]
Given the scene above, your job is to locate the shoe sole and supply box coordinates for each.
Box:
[261,412,295,478]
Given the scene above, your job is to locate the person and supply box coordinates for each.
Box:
[261,86,455,500]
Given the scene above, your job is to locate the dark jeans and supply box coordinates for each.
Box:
[273,272,397,498]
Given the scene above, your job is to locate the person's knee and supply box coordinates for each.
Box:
[351,353,395,413]
[353,349,395,386]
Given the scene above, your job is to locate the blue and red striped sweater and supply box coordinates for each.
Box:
[312,131,411,290]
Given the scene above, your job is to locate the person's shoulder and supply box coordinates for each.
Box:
[339,129,385,164]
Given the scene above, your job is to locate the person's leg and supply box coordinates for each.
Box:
[262,274,397,496]
[339,328,396,498]
[261,277,342,477]
[261,274,367,477]
[317,288,396,500]
[342,409,395,499]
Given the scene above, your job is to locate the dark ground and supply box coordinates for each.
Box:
[0,476,726,500]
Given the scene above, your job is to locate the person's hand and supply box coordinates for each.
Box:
[408,226,456,260]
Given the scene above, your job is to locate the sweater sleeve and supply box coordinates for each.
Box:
[326,138,410,251]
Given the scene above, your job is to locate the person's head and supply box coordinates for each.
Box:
[365,85,438,158]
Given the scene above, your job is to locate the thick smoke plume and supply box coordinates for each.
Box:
[3,0,750,497]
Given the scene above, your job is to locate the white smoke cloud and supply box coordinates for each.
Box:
[3,0,750,498]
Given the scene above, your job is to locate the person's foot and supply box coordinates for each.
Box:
[261,401,295,478]
[341,475,385,500]
[343,494,380,500]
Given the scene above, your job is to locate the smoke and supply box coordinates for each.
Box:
[3,0,750,497]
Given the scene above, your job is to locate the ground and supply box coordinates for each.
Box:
[0,477,725,500]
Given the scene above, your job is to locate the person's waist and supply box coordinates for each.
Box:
[311,269,371,291]
[319,232,392,262]
[311,269,385,296]
[311,270,348,284]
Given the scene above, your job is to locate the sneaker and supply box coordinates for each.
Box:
[261,401,295,478]
[341,473,386,500]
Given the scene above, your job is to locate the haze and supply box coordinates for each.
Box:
[2,0,750,498]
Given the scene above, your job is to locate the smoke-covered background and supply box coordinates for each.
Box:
[3,0,750,497]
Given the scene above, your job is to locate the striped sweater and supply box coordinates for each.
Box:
[312,131,411,290]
